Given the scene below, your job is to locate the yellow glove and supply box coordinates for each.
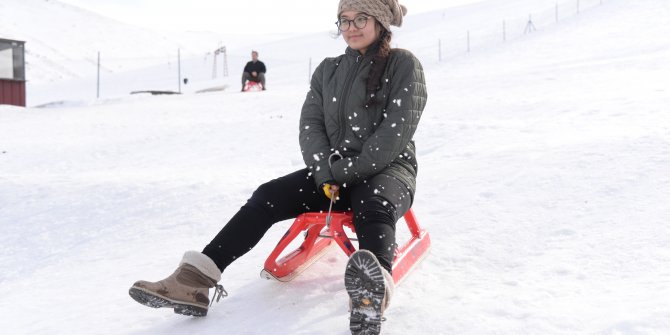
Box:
[322,183,340,201]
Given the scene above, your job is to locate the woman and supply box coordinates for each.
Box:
[129,0,426,333]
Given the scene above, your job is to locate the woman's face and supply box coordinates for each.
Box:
[339,11,381,55]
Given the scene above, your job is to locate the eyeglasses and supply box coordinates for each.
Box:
[336,15,370,32]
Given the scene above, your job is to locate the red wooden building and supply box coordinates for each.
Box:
[0,38,26,107]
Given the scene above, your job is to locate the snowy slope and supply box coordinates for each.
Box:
[18,0,610,107]
[1,0,670,334]
[0,0,295,85]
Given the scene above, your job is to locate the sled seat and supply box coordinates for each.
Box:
[261,209,431,285]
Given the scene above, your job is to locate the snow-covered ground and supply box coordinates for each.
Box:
[1,0,669,334]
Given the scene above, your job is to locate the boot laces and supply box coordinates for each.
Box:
[210,284,228,306]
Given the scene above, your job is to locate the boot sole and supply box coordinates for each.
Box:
[129,286,208,317]
[344,250,386,335]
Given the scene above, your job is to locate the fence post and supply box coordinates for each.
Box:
[177,48,181,93]
[96,51,100,99]
[438,39,442,61]
[308,57,312,84]
[503,20,506,42]
[577,0,580,14]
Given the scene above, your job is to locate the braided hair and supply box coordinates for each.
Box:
[365,26,392,108]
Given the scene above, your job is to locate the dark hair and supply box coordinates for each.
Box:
[365,25,392,107]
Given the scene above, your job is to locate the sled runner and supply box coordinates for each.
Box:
[261,209,430,285]
[243,80,264,92]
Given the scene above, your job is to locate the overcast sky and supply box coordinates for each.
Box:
[58,0,481,34]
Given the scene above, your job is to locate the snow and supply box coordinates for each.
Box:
[2,0,670,334]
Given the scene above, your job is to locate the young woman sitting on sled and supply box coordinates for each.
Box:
[129,0,426,333]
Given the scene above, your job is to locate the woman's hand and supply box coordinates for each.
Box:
[322,183,340,202]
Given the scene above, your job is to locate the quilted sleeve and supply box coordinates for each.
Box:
[299,59,336,188]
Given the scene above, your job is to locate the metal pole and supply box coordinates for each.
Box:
[467,30,470,53]
[223,46,228,77]
[96,51,100,99]
[212,52,217,79]
[556,2,559,23]
[177,48,181,93]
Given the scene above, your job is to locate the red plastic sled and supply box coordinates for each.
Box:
[243,80,263,92]
[261,209,431,285]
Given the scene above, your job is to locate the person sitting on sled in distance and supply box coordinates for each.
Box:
[241,50,266,91]
[129,0,425,333]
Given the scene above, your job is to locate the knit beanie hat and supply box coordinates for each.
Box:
[338,0,408,31]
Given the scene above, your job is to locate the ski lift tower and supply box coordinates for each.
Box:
[212,46,228,78]
[524,14,536,34]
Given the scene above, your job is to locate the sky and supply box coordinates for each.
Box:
[57,0,482,34]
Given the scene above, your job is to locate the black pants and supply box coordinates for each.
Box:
[202,168,412,273]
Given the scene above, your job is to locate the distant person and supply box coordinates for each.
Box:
[130,0,425,333]
[242,50,266,91]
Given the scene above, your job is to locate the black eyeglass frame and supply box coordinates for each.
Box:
[335,15,371,32]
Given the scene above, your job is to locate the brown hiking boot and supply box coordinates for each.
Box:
[129,251,227,317]
[345,250,395,335]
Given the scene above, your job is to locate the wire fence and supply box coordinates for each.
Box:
[47,0,608,101]
[396,0,606,64]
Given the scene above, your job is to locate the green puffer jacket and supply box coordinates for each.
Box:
[299,46,427,200]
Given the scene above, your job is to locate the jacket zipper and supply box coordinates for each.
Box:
[335,55,362,148]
